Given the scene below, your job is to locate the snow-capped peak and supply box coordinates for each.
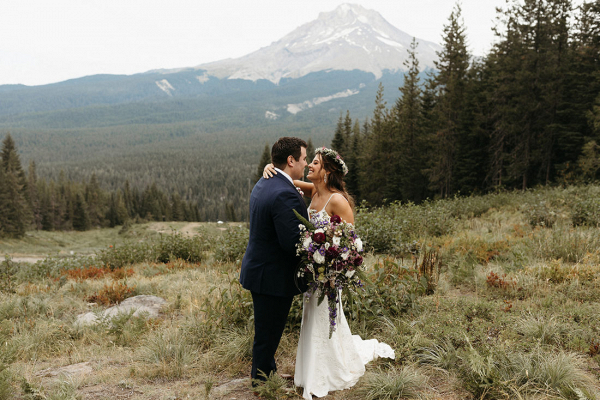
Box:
[192,4,441,84]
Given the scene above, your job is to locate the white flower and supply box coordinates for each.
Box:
[341,250,349,260]
[313,251,325,264]
[346,270,355,278]
[354,238,363,252]
[332,236,341,246]
[303,237,312,248]
[324,242,330,249]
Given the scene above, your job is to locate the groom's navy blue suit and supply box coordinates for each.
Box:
[240,172,308,382]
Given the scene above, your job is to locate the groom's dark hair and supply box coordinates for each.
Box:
[271,137,307,169]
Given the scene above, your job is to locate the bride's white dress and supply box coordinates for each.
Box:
[294,194,395,399]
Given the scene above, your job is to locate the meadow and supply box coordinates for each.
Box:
[1,185,600,399]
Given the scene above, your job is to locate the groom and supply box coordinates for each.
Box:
[240,136,308,385]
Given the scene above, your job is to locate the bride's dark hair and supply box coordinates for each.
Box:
[317,149,355,210]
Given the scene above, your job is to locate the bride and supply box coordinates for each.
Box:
[264,147,394,399]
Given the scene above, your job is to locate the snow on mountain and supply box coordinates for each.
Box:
[193,3,441,84]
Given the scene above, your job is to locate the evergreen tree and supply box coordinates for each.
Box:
[427,3,471,197]
[331,113,347,156]
[255,144,271,183]
[359,83,391,206]
[389,38,428,202]
[27,161,42,230]
[344,119,361,198]
[0,134,28,237]
[72,193,89,231]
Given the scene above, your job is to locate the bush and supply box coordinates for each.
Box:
[155,231,205,263]
[212,226,248,263]
[355,201,455,255]
[571,194,600,227]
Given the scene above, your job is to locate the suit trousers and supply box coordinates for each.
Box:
[250,291,294,384]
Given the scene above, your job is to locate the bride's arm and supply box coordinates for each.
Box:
[263,163,315,197]
[327,195,354,224]
[293,180,314,197]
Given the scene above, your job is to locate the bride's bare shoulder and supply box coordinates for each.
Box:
[328,193,354,223]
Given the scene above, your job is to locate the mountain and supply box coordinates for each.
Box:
[166,3,441,84]
[0,4,440,120]
[0,4,441,221]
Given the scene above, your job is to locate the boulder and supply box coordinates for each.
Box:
[75,295,166,327]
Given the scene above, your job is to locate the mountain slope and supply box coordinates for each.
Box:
[188,3,440,84]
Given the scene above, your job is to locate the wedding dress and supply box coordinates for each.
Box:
[294,194,395,400]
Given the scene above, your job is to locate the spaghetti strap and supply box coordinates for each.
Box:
[309,193,346,213]
[322,193,344,212]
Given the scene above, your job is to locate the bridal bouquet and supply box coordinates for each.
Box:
[294,210,365,338]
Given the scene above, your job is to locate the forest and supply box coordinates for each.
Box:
[0,134,203,238]
[331,0,600,207]
[1,0,599,236]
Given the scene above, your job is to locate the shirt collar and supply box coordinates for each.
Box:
[274,167,294,185]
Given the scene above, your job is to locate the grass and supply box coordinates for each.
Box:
[1,185,600,399]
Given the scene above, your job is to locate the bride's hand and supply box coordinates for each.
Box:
[263,163,277,179]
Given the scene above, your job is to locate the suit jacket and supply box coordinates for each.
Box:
[240,173,309,297]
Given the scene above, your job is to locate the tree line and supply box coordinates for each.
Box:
[322,0,600,206]
[0,134,203,238]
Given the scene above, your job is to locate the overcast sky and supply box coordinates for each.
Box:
[0,0,585,86]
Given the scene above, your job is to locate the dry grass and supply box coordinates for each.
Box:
[3,190,600,399]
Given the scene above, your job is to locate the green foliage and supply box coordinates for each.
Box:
[252,371,293,400]
[355,201,455,255]
[356,366,427,400]
[345,258,430,331]
[0,367,11,400]
[212,226,248,263]
[201,276,252,329]
[571,191,600,227]
[0,256,15,294]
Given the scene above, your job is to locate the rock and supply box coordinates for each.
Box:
[210,378,250,399]
[75,295,166,327]
[36,362,93,378]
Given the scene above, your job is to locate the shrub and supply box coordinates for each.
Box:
[213,226,248,263]
[571,194,600,227]
[356,201,455,255]
[356,366,427,400]
[155,231,205,263]
[85,281,137,305]
[0,256,15,294]
[201,277,252,329]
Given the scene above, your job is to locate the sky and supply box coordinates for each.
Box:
[0,0,584,86]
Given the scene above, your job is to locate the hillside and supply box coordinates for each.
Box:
[1,185,599,398]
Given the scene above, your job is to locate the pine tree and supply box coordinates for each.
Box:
[427,3,471,197]
[255,144,271,183]
[389,38,428,202]
[72,193,89,231]
[0,134,28,237]
[331,113,347,156]
[359,83,391,206]
[27,161,42,230]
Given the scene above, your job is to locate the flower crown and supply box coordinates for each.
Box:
[315,147,349,176]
